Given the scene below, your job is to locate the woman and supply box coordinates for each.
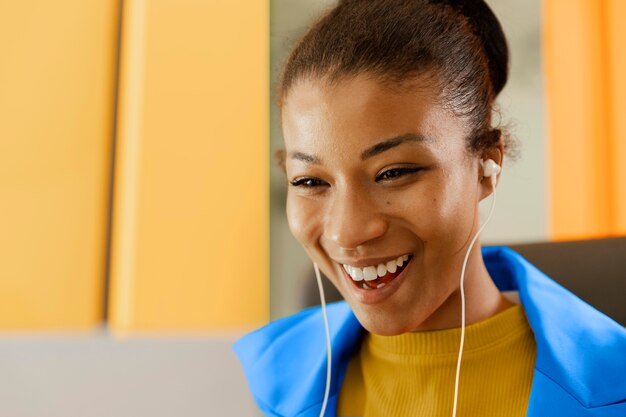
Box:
[235,1,626,416]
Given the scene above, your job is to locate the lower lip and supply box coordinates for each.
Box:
[340,257,413,305]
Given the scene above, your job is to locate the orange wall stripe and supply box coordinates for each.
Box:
[607,0,626,234]
[108,0,269,332]
[0,1,119,329]
[543,0,613,239]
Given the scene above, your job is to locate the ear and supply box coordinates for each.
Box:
[479,134,504,201]
[274,149,286,175]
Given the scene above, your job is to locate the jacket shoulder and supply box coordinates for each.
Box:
[233,301,362,417]
[484,246,626,410]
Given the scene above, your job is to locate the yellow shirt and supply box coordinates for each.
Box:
[337,304,536,416]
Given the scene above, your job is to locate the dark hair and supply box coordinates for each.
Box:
[278,0,515,157]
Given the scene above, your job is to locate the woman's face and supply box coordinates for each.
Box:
[282,73,493,335]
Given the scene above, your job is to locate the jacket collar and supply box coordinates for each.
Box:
[234,246,626,416]
[484,246,626,408]
[234,301,360,417]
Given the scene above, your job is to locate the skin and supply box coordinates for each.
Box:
[281,72,513,336]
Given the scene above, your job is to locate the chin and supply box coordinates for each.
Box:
[350,304,420,336]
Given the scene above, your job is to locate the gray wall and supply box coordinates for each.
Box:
[0,329,259,417]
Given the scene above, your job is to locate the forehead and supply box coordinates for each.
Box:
[280,73,469,156]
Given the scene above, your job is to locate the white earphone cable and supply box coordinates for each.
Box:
[314,262,332,417]
[451,174,498,417]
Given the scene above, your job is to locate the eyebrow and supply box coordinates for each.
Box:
[289,151,322,164]
[288,133,430,165]
[360,133,431,160]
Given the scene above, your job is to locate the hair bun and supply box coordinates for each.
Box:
[432,0,509,95]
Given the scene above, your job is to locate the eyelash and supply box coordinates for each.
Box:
[375,167,422,182]
[289,178,327,188]
[289,167,422,188]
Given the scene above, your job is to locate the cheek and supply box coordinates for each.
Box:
[429,172,479,246]
[286,193,321,247]
[385,173,476,242]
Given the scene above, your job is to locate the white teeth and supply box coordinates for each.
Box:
[343,254,410,282]
[353,267,364,281]
[377,283,386,289]
[361,283,368,289]
[343,264,364,281]
[377,264,386,277]
[363,266,378,281]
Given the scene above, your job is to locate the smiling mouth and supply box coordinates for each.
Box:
[341,255,413,290]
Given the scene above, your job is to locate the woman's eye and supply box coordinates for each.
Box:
[376,167,422,182]
[289,177,328,188]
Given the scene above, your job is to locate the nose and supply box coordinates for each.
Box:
[324,186,388,250]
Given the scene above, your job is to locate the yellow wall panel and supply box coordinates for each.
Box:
[543,0,612,239]
[109,0,269,332]
[0,1,119,329]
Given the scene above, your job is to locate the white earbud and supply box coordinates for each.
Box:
[481,158,501,183]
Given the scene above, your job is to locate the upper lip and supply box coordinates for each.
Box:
[334,254,411,268]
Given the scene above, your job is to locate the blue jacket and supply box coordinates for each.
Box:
[234,246,626,416]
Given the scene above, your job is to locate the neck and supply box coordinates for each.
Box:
[412,248,514,332]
